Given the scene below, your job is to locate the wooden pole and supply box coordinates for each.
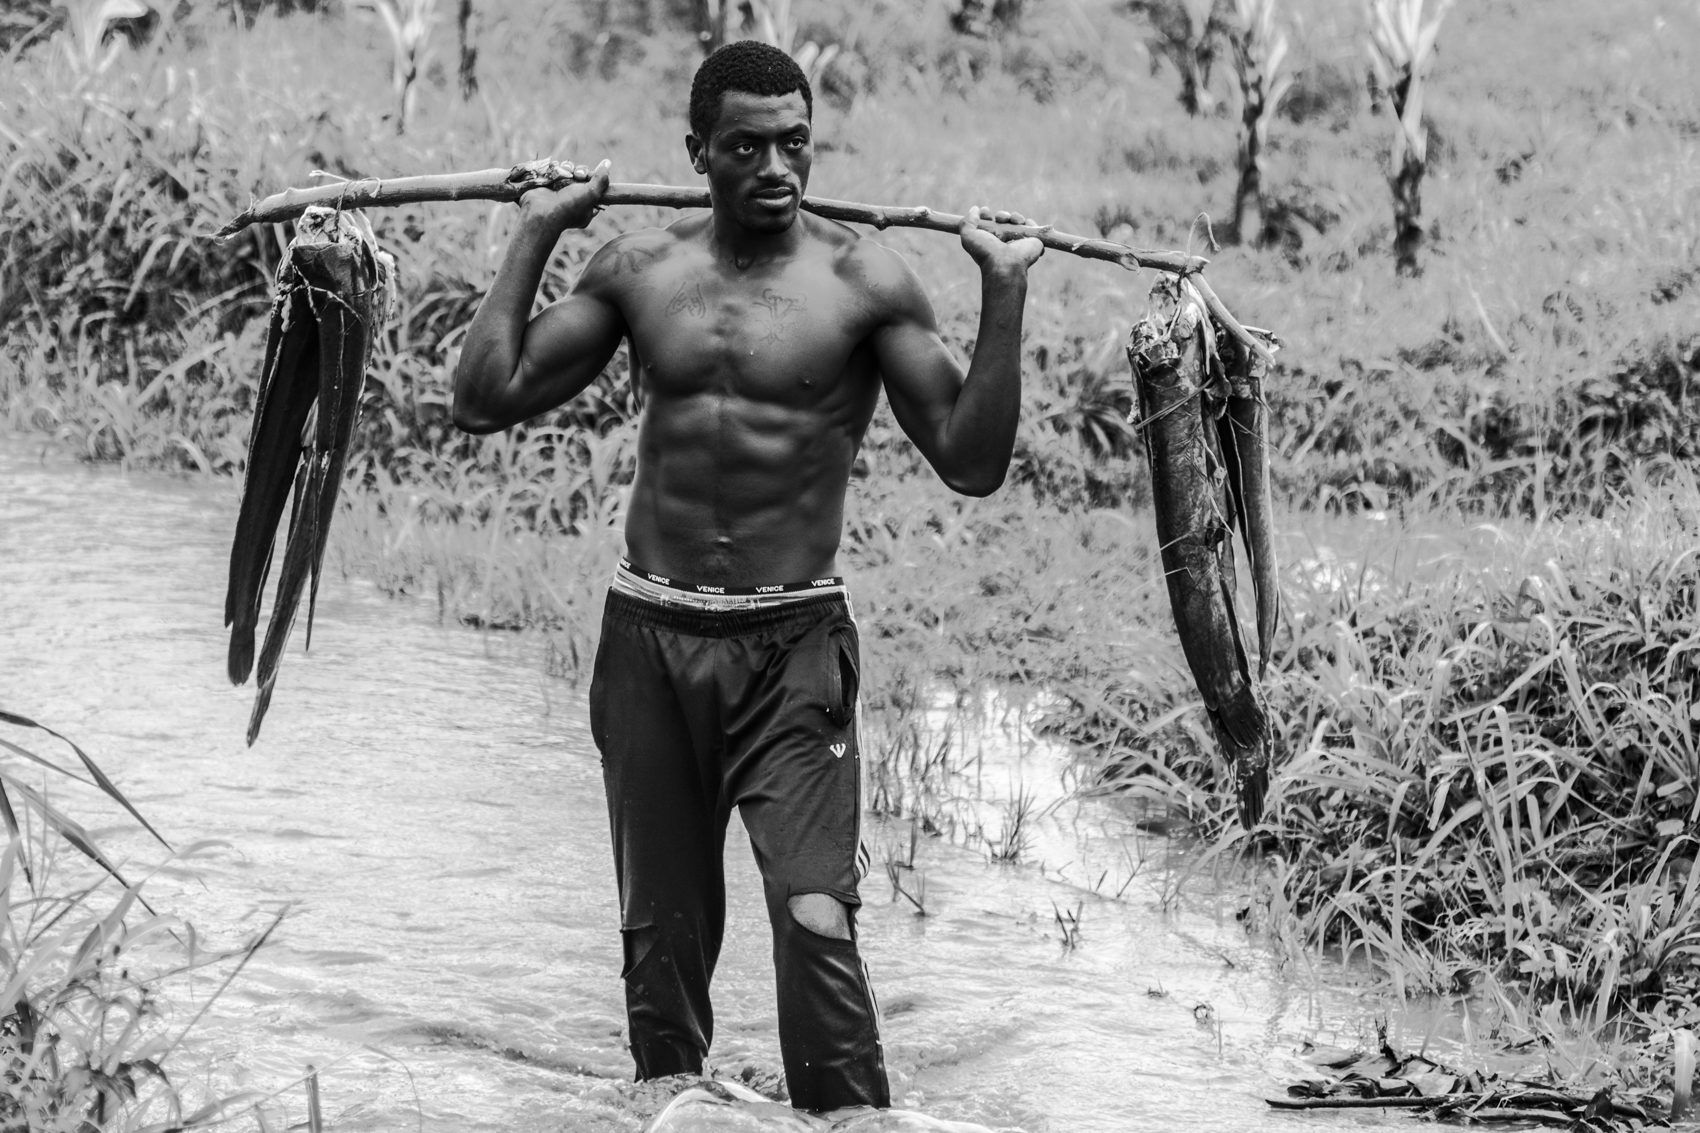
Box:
[215,161,1206,274]
[215,159,1273,360]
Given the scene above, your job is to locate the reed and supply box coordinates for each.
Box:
[0,712,267,1132]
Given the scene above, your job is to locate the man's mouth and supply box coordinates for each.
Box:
[753,187,796,203]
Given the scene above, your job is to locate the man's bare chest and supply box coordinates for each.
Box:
[620,259,875,402]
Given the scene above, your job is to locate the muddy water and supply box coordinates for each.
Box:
[0,444,1413,1133]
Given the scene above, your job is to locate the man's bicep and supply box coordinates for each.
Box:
[504,284,627,419]
[517,291,625,386]
[875,317,962,428]
[868,266,965,458]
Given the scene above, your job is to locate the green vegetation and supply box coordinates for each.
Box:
[3,0,1698,1105]
[0,711,265,1132]
[1062,477,1700,1072]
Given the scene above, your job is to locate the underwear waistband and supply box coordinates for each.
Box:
[612,558,848,611]
[603,588,849,637]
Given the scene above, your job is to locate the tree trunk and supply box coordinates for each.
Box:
[456,0,479,98]
[1179,54,1215,116]
[1232,93,1264,244]
[394,52,418,134]
[1387,70,1425,276]
[1390,154,1424,276]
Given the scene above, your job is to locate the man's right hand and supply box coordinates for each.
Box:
[453,157,625,434]
[959,206,1045,276]
[517,159,612,234]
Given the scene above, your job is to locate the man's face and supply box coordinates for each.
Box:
[688,90,812,235]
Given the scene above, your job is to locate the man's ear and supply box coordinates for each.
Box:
[685,133,706,175]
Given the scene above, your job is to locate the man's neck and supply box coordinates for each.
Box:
[707,207,802,269]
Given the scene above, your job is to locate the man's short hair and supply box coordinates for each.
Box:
[688,40,813,141]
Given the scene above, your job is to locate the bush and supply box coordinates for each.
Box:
[1050,473,1700,1033]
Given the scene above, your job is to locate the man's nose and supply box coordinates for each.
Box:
[759,144,789,179]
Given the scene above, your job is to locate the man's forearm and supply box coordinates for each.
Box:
[941,265,1029,496]
[453,217,561,428]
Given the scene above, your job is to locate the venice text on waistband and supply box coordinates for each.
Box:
[612,558,848,609]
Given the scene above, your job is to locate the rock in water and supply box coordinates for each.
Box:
[646,1083,827,1132]
[644,1081,1003,1133]
[826,1110,1001,1132]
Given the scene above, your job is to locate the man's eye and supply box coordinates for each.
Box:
[735,144,756,155]
[786,137,807,149]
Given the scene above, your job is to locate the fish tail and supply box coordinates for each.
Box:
[1237,760,1270,829]
[245,681,275,747]
[248,456,313,740]
[228,633,256,689]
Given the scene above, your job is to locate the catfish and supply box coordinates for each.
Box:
[1128,275,1273,827]
[224,207,394,744]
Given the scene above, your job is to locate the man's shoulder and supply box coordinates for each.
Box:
[585,225,688,277]
[804,216,922,311]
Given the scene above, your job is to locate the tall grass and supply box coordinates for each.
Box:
[1057,467,1700,1075]
[0,712,266,1132]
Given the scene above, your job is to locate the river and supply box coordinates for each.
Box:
[0,443,1415,1132]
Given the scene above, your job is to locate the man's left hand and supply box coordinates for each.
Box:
[959,206,1046,274]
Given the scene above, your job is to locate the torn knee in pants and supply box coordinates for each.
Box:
[620,922,659,979]
[787,892,852,940]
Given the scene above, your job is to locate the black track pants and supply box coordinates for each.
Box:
[588,590,890,1112]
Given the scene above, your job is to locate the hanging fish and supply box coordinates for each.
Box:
[1215,324,1281,679]
[224,207,395,745]
[1127,274,1275,828]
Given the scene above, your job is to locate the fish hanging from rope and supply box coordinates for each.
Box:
[225,207,395,745]
[1127,274,1279,827]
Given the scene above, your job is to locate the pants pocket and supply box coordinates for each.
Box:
[825,622,860,728]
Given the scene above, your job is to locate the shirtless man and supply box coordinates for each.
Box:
[452,41,1042,1113]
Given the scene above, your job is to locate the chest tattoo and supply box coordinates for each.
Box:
[666,281,707,318]
[752,288,807,345]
